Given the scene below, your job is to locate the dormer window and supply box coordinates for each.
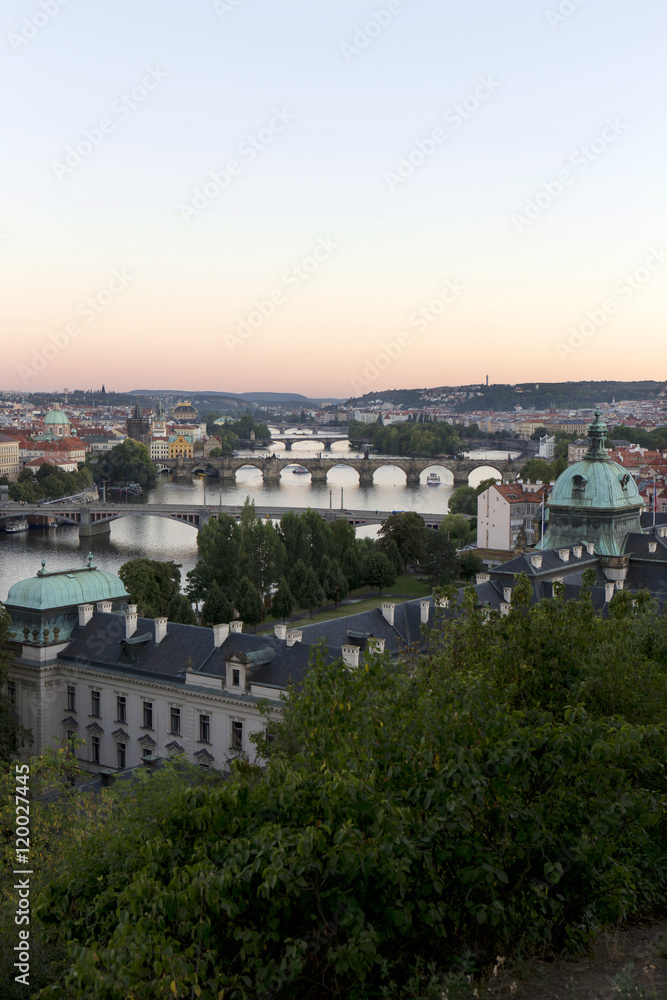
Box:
[232,668,240,687]
[572,474,587,499]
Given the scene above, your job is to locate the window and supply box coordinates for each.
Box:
[142,747,152,759]
[143,702,153,729]
[67,685,76,712]
[91,736,100,764]
[231,720,243,750]
[7,680,16,704]
[116,695,127,723]
[67,729,76,742]
[199,714,211,743]
[170,707,181,735]
[117,743,126,769]
[91,690,100,717]
[232,668,240,687]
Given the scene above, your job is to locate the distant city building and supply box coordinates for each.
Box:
[567,439,588,464]
[126,399,151,447]
[150,438,169,461]
[477,482,549,551]
[42,403,71,439]
[169,434,194,459]
[0,432,20,481]
[171,400,199,423]
[537,434,556,459]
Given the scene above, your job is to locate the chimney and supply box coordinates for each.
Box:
[476,572,490,585]
[230,621,243,634]
[96,600,112,614]
[213,623,230,646]
[125,607,137,639]
[572,545,583,558]
[274,623,287,640]
[342,644,360,668]
[367,636,385,654]
[155,617,167,644]
[530,554,542,569]
[381,602,395,625]
[434,595,449,609]
[499,602,510,617]
[503,586,512,603]
[615,580,624,590]
[604,581,615,603]
[78,604,94,626]
[419,599,430,624]
[558,548,570,562]
[649,541,657,553]
[585,542,595,555]
[286,629,302,647]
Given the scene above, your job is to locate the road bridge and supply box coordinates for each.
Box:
[0,502,448,538]
[158,454,523,485]
[270,433,349,451]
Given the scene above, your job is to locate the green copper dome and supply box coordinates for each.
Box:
[44,404,69,425]
[538,410,642,556]
[5,557,129,611]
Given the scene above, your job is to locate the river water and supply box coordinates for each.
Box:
[0,436,515,602]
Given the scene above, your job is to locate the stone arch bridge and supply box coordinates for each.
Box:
[158,454,523,486]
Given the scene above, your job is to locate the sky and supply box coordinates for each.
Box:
[1,0,666,398]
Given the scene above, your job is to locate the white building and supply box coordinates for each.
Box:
[477,482,549,551]
[537,434,556,459]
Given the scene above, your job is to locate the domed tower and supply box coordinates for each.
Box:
[538,409,643,581]
[43,403,70,438]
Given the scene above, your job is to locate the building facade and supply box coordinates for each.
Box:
[0,432,20,481]
[477,482,548,551]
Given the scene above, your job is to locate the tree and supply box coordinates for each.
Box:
[294,566,325,616]
[421,532,458,585]
[457,551,483,580]
[519,457,556,483]
[475,476,501,496]
[193,513,242,598]
[364,551,396,594]
[271,578,294,621]
[530,426,549,441]
[448,485,478,515]
[302,509,331,572]
[235,577,262,630]
[202,582,233,625]
[240,517,286,598]
[319,556,349,605]
[209,447,223,458]
[166,594,198,625]
[90,438,156,489]
[118,559,181,618]
[438,513,473,544]
[378,512,427,572]
[279,510,311,567]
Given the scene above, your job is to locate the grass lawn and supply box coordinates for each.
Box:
[270,575,432,630]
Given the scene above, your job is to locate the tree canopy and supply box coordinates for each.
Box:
[89,438,157,489]
[118,559,181,619]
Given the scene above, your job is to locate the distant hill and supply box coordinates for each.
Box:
[127,390,342,405]
[348,381,667,412]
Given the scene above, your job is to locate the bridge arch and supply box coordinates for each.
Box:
[279,463,312,480]
[467,465,503,488]
[324,463,361,483]
[371,464,408,485]
[234,463,265,481]
[419,464,454,486]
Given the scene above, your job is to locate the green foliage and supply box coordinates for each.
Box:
[201,581,233,625]
[235,576,262,627]
[192,513,242,599]
[366,421,462,457]
[421,531,458,585]
[610,424,667,451]
[448,486,477,515]
[457,551,483,579]
[238,499,286,597]
[165,594,198,625]
[319,556,350,604]
[8,462,92,502]
[34,587,667,997]
[294,565,325,615]
[118,559,181,619]
[364,551,396,594]
[89,438,157,489]
[378,512,428,571]
[271,577,295,620]
[474,476,500,496]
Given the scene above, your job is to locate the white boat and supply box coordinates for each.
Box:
[292,465,309,475]
[5,518,29,533]
[426,473,441,486]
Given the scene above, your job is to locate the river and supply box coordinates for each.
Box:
[0,437,516,601]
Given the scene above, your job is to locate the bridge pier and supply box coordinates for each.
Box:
[262,463,282,483]
[406,473,421,487]
[283,440,293,451]
[79,511,111,538]
[323,440,332,451]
